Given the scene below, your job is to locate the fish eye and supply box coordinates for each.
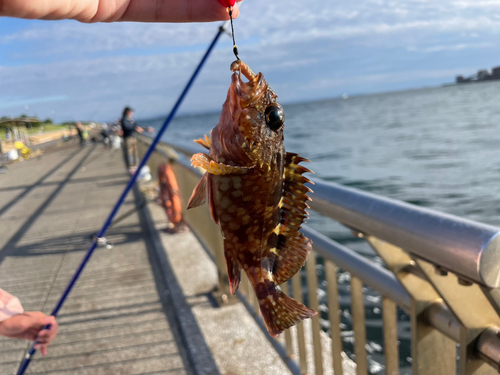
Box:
[265,105,285,131]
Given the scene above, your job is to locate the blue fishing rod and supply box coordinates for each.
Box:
[17,20,231,375]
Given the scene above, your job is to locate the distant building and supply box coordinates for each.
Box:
[455,75,472,84]
[492,66,500,79]
[453,65,500,84]
[477,69,490,81]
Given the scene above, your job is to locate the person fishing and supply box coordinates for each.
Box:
[101,123,111,149]
[120,107,154,174]
[75,122,86,147]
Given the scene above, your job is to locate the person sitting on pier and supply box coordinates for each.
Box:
[0,289,58,356]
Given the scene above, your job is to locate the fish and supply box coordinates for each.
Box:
[187,59,316,337]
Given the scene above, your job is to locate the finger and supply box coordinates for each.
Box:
[0,0,243,23]
[44,316,56,327]
[33,343,47,354]
[24,331,39,341]
[0,0,99,21]
[119,0,240,23]
[37,317,58,344]
[36,330,51,343]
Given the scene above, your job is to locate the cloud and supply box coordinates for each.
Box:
[407,41,496,53]
[2,0,500,121]
[5,0,500,56]
[0,95,68,110]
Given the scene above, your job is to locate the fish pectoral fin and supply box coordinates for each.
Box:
[225,251,241,295]
[191,153,251,175]
[271,232,312,285]
[194,132,212,150]
[187,173,208,210]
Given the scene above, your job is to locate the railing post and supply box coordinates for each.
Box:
[325,260,344,375]
[280,281,295,359]
[415,258,500,375]
[382,297,399,375]
[350,275,368,375]
[292,272,309,374]
[366,236,457,375]
[305,253,324,375]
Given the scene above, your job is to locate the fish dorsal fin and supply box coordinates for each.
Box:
[271,153,313,285]
[187,173,208,209]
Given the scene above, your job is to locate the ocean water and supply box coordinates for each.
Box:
[139,80,500,374]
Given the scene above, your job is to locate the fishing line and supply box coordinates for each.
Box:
[228,7,240,60]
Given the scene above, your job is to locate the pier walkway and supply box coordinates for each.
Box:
[0,142,288,375]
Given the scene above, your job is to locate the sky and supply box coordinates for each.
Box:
[1,0,500,123]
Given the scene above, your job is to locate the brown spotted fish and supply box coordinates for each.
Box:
[187,59,316,337]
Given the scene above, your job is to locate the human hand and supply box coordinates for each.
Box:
[0,0,242,23]
[147,127,154,133]
[0,312,59,356]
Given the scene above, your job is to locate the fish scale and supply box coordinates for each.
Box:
[187,60,316,337]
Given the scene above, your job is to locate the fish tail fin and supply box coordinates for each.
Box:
[258,289,316,337]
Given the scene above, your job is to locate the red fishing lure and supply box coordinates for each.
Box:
[218,0,235,8]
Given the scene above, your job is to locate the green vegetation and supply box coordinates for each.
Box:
[0,116,72,140]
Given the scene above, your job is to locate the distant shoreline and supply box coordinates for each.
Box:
[442,79,500,88]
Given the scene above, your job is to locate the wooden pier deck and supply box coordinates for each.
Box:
[0,141,290,375]
[0,143,193,375]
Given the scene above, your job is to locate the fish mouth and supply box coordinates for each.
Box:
[230,60,267,106]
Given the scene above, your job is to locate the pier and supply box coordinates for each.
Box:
[0,142,289,374]
[3,136,500,375]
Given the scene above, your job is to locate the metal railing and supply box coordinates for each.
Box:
[137,135,500,375]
